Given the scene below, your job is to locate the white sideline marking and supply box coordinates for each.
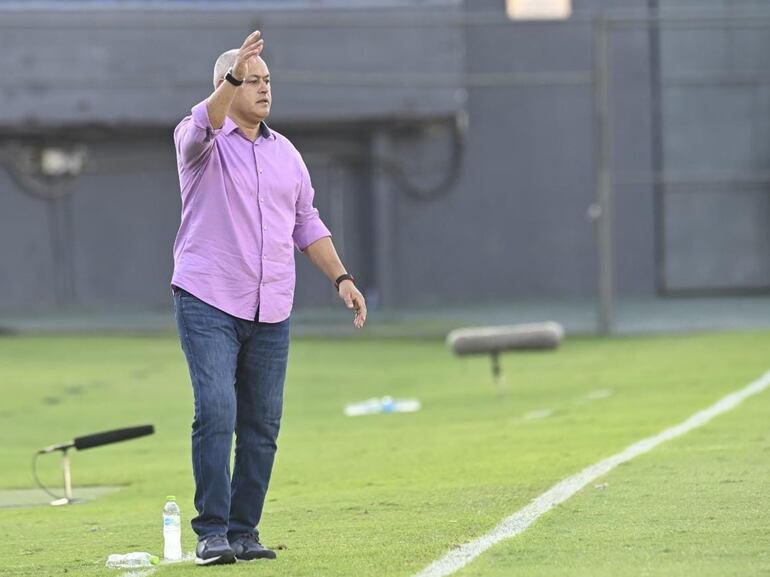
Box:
[413,369,770,577]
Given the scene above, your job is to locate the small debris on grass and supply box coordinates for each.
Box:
[523,409,553,421]
[594,482,609,490]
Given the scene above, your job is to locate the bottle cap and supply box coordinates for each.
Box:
[166,495,176,501]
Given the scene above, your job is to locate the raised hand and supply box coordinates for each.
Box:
[232,30,265,80]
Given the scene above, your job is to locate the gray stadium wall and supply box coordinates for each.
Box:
[0,0,766,314]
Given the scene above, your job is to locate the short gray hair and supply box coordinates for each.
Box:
[213,49,239,87]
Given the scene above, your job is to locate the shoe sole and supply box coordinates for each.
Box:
[195,553,236,566]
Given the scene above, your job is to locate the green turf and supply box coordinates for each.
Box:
[455,378,770,577]
[0,330,768,577]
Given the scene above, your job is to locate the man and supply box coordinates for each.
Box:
[171,30,367,566]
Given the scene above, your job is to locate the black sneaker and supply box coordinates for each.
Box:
[229,533,277,561]
[195,534,236,566]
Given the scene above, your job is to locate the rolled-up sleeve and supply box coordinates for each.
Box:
[174,100,221,168]
[293,157,331,251]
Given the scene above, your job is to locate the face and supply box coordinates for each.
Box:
[230,57,271,123]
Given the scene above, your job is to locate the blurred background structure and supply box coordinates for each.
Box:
[1,0,769,335]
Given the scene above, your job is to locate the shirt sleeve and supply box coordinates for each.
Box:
[293,156,332,251]
[173,100,221,169]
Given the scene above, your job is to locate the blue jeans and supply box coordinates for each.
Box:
[173,287,290,541]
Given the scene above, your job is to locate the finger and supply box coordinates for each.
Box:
[353,292,366,311]
[354,307,366,328]
[240,39,263,55]
[354,298,367,320]
[245,43,264,56]
[353,295,367,325]
[242,30,261,46]
[343,292,354,309]
[241,47,263,61]
[237,48,264,74]
[241,41,264,58]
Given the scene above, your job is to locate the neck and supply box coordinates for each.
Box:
[229,112,262,141]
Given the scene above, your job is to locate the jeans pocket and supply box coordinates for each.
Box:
[173,285,195,300]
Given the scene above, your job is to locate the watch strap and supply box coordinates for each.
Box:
[225,68,244,87]
[335,273,355,291]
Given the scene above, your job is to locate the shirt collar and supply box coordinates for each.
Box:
[260,122,274,140]
[223,117,276,141]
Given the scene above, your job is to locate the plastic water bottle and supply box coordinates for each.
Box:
[105,552,159,568]
[163,495,182,561]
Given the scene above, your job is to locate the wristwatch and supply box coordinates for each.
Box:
[225,68,244,87]
[335,273,355,291]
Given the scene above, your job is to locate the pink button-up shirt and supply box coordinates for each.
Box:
[171,100,331,322]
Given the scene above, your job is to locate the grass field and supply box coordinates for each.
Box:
[0,330,769,577]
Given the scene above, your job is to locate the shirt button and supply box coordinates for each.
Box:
[259,198,264,203]
[259,169,263,174]
[263,225,268,231]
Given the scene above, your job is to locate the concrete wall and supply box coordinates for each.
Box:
[389,0,656,306]
[1,0,767,314]
[0,1,464,312]
[658,0,770,292]
[0,3,464,127]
